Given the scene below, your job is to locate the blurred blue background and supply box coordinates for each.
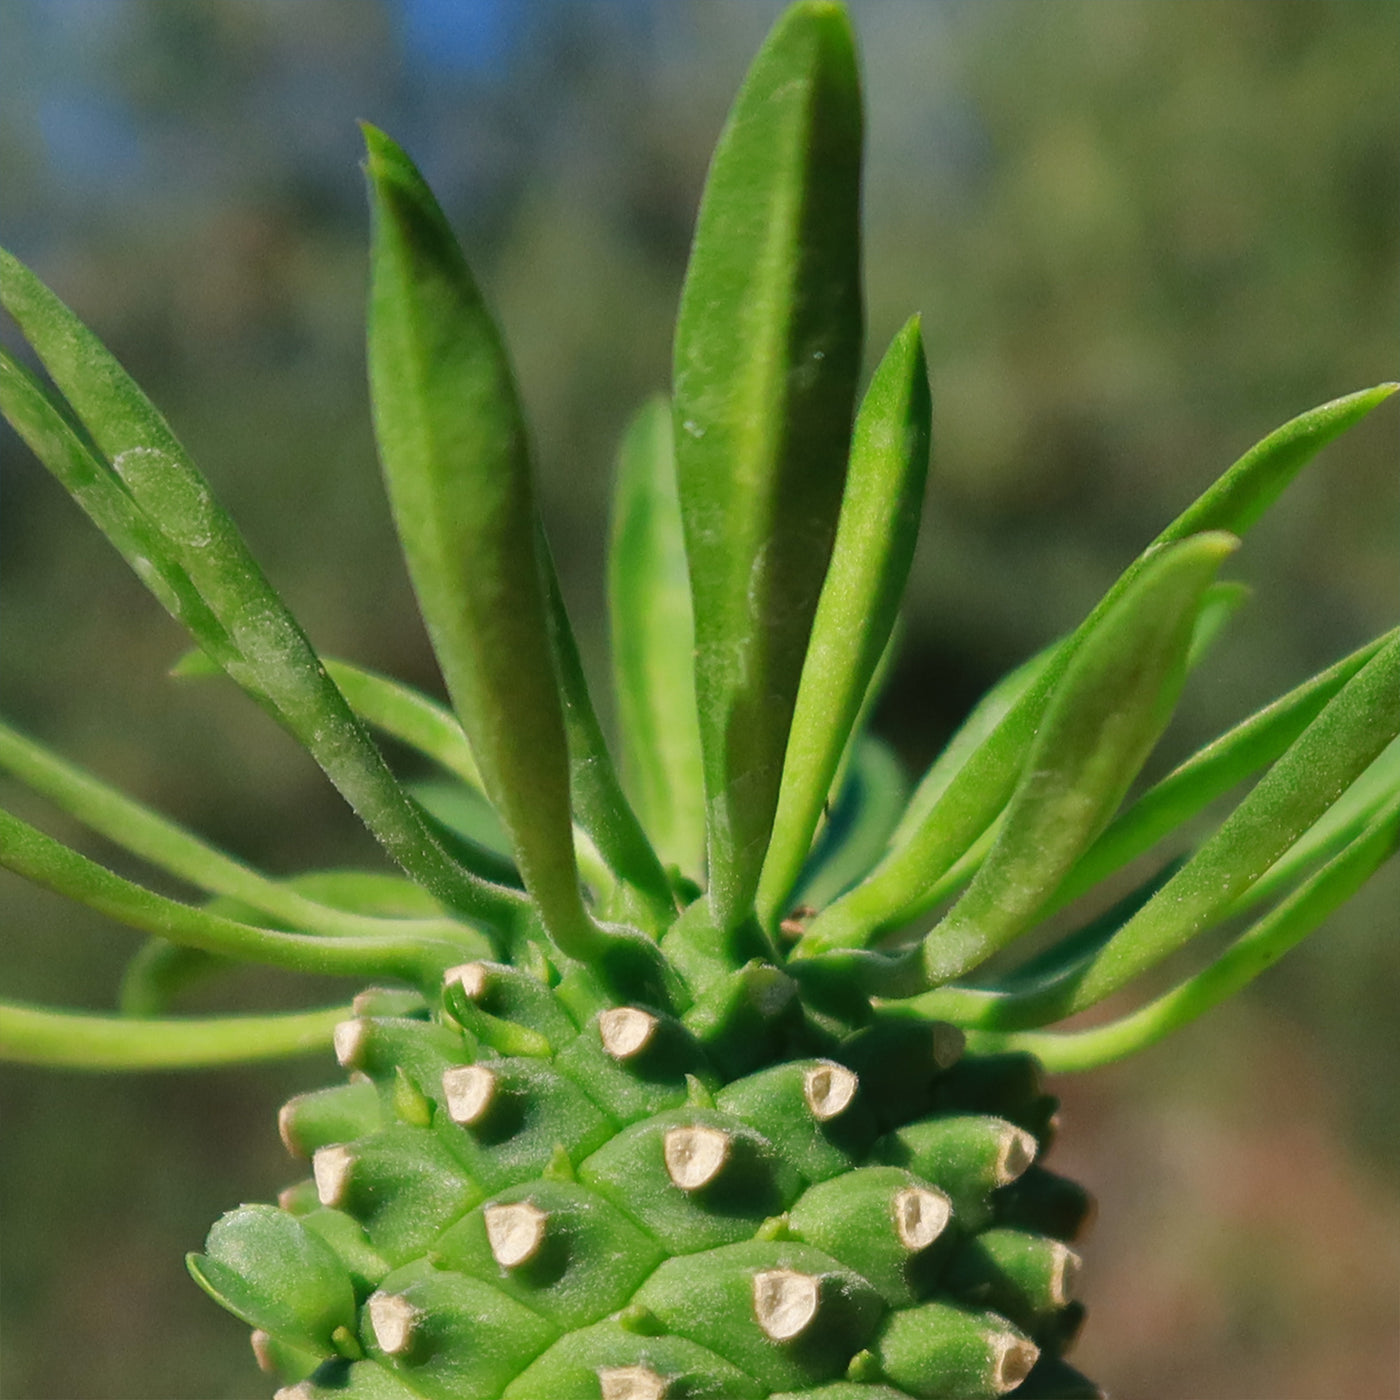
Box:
[1,2,1396,1396]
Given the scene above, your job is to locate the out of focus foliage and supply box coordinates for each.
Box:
[0,3,1395,1397]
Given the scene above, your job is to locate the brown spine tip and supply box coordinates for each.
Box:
[312,1144,354,1208]
[599,1006,660,1060]
[332,1017,370,1070]
[1050,1243,1084,1308]
[442,1064,497,1126]
[663,1124,731,1190]
[483,1200,549,1268]
[995,1126,1038,1185]
[892,1184,951,1251]
[931,1021,966,1069]
[803,1061,859,1121]
[752,1267,820,1341]
[597,1364,669,1400]
[250,1329,276,1374]
[991,1334,1039,1393]
[368,1291,422,1356]
[350,986,389,1017]
[444,961,490,1001]
[276,1101,303,1159]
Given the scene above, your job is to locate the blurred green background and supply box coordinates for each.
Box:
[0,1,1396,1396]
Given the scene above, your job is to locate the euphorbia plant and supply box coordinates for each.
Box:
[1,3,1396,1397]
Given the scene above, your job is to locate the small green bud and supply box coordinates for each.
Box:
[432,1179,662,1330]
[361,1263,558,1396]
[944,1227,1083,1334]
[579,1107,801,1253]
[876,1115,1037,1229]
[187,1204,357,1361]
[632,1240,884,1393]
[873,1300,1039,1399]
[717,1058,877,1183]
[279,1079,383,1160]
[787,1166,954,1306]
[500,1319,764,1399]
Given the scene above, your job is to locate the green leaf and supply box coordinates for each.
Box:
[538,534,674,927]
[1229,730,1400,918]
[791,735,910,914]
[0,716,488,942]
[118,940,234,1017]
[362,124,591,960]
[1185,580,1251,670]
[1048,631,1391,912]
[915,532,1237,986]
[0,1000,348,1069]
[900,633,1400,1028]
[797,386,1397,955]
[190,1205,358,1358]
[608,396,706,875]
[0,351,237,664]
[963,791,1400,1071]
[1155,383,1399,544]
[757,316,930,929]
[0,804,463,985]
[0,256,510,932]
[322,660,483,789]
[673,0,864,930]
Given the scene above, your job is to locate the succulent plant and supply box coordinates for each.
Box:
[1,3,1396,1398]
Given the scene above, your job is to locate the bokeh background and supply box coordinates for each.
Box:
[0,1,1396,1396]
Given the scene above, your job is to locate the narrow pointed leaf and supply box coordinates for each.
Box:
[0,1001,349,1069]
[673,0,864,929]
[792,735,910,913]
[1185,580,1250,669]
[0,805,465,984]
[963,792,1400,1070]
[757,316,930,929]
[608,396,705,874]
[1154,383,1398,544]
[916,532,1237,985]
[538,534,674,927]
[322,660,483,789]
[0,256,508,930]
[897,633,1400,1028]
[1229,730,1400,917]
[799,387,1396,955]
[0,351,236,663]
[362,124,592,959]
[0,717,484,941]
[1049,631,1391,912]
[891,643,1058,853]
